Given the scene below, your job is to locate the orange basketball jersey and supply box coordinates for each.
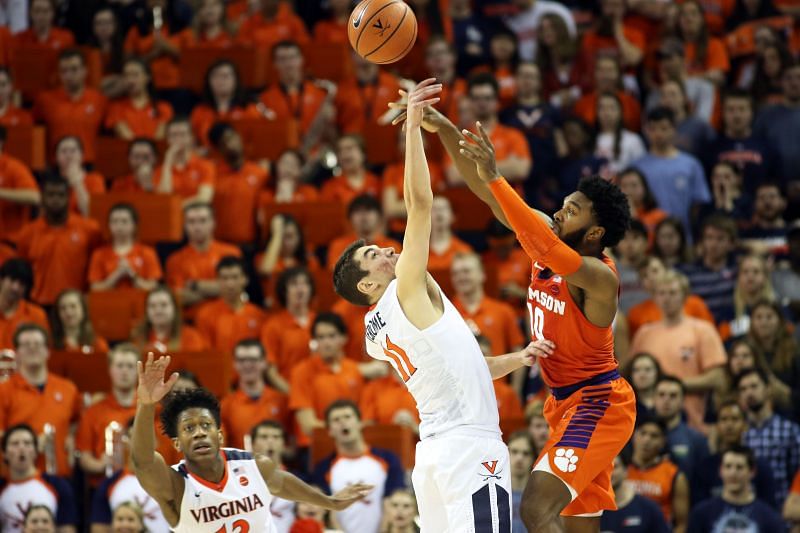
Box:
[527,255,619,387]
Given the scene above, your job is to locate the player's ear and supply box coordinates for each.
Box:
[587,225,605,244]
[356,277,376,298]
[173,438,181,452]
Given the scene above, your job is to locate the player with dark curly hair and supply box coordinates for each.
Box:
[390,98,636,533]
[131,354,371,532]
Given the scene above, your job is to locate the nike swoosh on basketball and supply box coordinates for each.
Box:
[352,4,369,28]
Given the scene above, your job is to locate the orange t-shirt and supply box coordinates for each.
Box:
[68,172,106,215]
[254,254,321,309]
[124,27,181,89]
[684,38,730,75]
[0,153,38,241]
[791,469,800,495]
[258,184,319,206]
[483,248,532,295]
[447,123,531,174]
[428,237,473,271]
[220,387,288,448]
[260,309,315,379]
[12,27,75,50]
[627,295,715,338]
[332,298,368,362]
[176,27,236,49]
[289,355,363,445]
[0,300,49,351]
[313,19,348,45]
[190,104,263,147]
[16,214,101,305]
[434,78,467,122]
[87,243,163,288]
[637,207,669,246]
[195,299,268,356]
[213,160,269,244]
[453,295,525,356]
[0,105,34,127]
[258,81,326,139]
[165,240,242,289]
[141,325,209,354]
[581,26,646,67]
[75,394,137,463]
[573,90,642,133]
[327,233,402,270]
[58,336,110,354]
[335,72,402,135]
[104,98,173,139]
[0,372,81,476]
[383,161,446,233]
[154,155,216,199]
[320,172,382,207]
[34,88,107,163]
[0,243,15,265]
[493,379,524,422]
[237,5,310,51]
[360,374,418,425]
[677,0,734,36]
[627,459,680,522]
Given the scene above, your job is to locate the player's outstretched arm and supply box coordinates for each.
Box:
[484,340,554,380]
[131,354,181,517]
[256,455,373,511]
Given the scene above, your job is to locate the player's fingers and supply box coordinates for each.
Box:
[458,140,487,160]
[137,360,143,375]
[417,97,440,107]
[387,101,407,110]
[165,372,180,389]
[409,85,442,101]
[415,77,439,89]
[391,112,408,126]
[476,121,493,146]
[461,129,482,144]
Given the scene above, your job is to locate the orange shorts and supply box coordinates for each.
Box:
[532,370,636,516]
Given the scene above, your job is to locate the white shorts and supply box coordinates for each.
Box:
[412,433,512,532]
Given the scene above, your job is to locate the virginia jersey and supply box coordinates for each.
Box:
[527,256,619,387]
[364,279,500,440]
[172,448,276,533]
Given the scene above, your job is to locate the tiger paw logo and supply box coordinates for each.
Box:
[553,448,579,473]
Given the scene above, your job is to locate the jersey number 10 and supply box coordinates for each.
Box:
[214,519,249,533]
[527,304,545,341]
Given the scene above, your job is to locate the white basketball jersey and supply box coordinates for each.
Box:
[365,279,500,440]
[269,496,294,533]
[0,477,57,532]
[108,472,170,533]
[172,448,277,533]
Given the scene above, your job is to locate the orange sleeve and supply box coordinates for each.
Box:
[10,159,37,189]
[165,253,186,288]
[87,173,107,194]
[87,249,108,284]
[194,305,216,347]
[707,38,730,72]
[104,101,122,130]
[74,407,95,453]
[686,295,715,324]
[288,363,313,410]
[624,26,646,53]
[141,246,163,280]
[199,158,216,187]
[95,336,110,353]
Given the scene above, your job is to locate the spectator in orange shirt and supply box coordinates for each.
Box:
[258,39,333,140]
[676,1,730,85]
[88,203,162,291]
[359,370,419,433]
[482,219,531,311]
[111,138,160,193]
[53,135,106,217]
[332,298,368,362]
[327,195,402,270]
[313,0,350,45]
[256,214,321,309]
[627,416,690,530]
[238,0,310,51]
[207,122,269,244]
[0,69,34,127]
[335,53,403,135]
[12,0,75,50]
[123,2,182,91]
[178,0,237,48]
[87,7,125,96]
[75,344,138,480]
[321,135,381,206]
[0,126,40,241]
[195,256,267,356]
[475,334,524,423]
[34,48,107,163]
[191,61,263,147]
[451,252,525,358]
[289,313,364,444]
[473,28,520,110]
[260,266,316,391]
[220,339,288,448]
[105,58,173,141]
[425,36,467,121]
[572,55,642,133]
[132,286,208,353]
[50,289,109,355]
[0,323,81,477]
[428,196,473,270]
[155,118,215,207]
[165,202,241,308]
[16,175,101,305]
[0,259,48,351]
[258,149,319,205]
[581,0,645,70]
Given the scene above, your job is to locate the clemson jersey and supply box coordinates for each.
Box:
[527,255,619,388]
[172,448,276,533]
[364,278,500,440]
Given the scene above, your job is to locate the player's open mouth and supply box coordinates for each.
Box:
[193,443,212,453]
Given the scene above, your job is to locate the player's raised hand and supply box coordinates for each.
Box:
[136,353,179,405]
[329,483,374,511]
[405,78,442,129]
[458,121,501,183]
[517,339,555,367]
[386,88,449,133]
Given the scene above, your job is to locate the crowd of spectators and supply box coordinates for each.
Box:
[1,0,800,531]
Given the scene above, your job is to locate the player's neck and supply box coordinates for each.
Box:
[186,454,226,484]
[113,386,136,407]
[722,485,754,505]
[10,465,37,481]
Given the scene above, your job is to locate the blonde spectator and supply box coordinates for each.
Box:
[132,287,208,353]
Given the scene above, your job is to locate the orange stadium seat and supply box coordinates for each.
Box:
[314,269,338,311]
[9,47,59,100]
[179,46,270,93]
[94,136,167,179]
[311,424,417,469]
[4,125,46,171]
[500,417,527,440]
[302,42,354,83]
[87,288,148,342]
[442,187,495,232]
[363,122,400,166]
[49,350,112,393]
[231,118,297,161]
[258,201,347,247]
[90,192,184,244]
[166,350,233,398]
[80,46,103,89]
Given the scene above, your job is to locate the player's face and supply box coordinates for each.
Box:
[218,266,247,301]
[720,453,752,490]
[653,279,685,316]
[385,492,417,528]
[552,192,599,250]
[109,351,138,390]
[313,322,347,360]
[22,508,55,533]
[4,429,37,472]
[252,427,284,462]
[451,256,484,295]
[355,245,398,294]
[633,423,664,459]
[508,437,534,475]
[327,407,362,444]
[654,382,683,419]
[737,373,768,412]
[175,408,222,460]
[184,207,214,242]
[111,505,145,533]
[716,405,746,445]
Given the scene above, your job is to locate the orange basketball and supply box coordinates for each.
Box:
[347,0,418,64]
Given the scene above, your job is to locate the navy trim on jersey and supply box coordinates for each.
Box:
[472,484,494,533]
[496,485,511,533]
[223,448,253,461]
[177,464,189,478]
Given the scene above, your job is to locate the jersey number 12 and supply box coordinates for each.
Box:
[214,519,249,533]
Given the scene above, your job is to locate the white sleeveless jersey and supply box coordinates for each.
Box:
[269,496,294,533]
[0,476,58,532]
[364,279,500,440]
[172,448,277,533]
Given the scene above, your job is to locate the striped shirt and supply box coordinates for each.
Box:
[743,414,800,506]
[678,260,737,324]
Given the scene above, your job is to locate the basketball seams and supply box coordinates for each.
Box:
[354,0,401,53]
[376,14,417,64]
[364,3,409,60]
[350,0,378,51]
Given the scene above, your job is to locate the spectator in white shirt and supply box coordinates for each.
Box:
[505,0,576,62]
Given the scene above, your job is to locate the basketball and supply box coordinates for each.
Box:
[347,0,418,64]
